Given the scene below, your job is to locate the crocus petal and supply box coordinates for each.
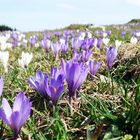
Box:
[19,100,32,127]
[10,111,21,135]
[13,92,25,112]
[2,98,12,119]
[36,70,44,80]
[0,108,10,125]
[0,77,3,96]
[28,77,38,90]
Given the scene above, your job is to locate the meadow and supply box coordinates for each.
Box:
[0,23,140,140]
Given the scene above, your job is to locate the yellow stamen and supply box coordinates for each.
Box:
[54,87,57,93]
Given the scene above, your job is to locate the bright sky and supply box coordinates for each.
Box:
[0,0,140,31]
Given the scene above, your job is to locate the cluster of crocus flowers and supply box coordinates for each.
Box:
[0,51,9,72]
[18,51,33,69]
[28,68,64,105]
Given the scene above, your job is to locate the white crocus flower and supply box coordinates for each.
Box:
[6,43,12,49]
[79,32,86,40]
[59,38,65,45]
[0,36,8,51]
[103,38,110,46]
[18,52,33,69]
[136,32,140,37]
[102,32,107,38]
[130,37,137,44]
[115,40,122,50]
[93,38,98,47]
[87,32,92,38]
[0,51,9,72]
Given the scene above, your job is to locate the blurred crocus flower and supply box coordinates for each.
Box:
[18,52,33,69]
[63,60,88,102]
[106,30,111,36]
[0,92,32,138]
[78,32,86,40]
[72,50,81,62]
[0,51,9,72]
[97,38,103,48]
[93,38,98,47]
[28,70,48,97]
[106,46,117,69]
[86,31,92,38]
[81,38,94,50]
[130,37,137,44]
[59,38,68,54]
[101,31,107,38]
[12,40,19,48]
[115,40,122,50]
[136,31,140,37]
[121,31,126,36]
[81,50,92,62]
[41,39,51,53]
[51,42,61,60]
[6,43,12,49]
[0,36,9,51]
[89,61,100,76]
[10,32,18,40]
[29,36,38,47]
[22,39,28,48]
[18,33,25,41]
[103,38,110,46]
[71,38,83,50]
[0,77,3,96]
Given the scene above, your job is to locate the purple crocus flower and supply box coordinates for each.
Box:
[81,50,92,62]
[89,61,100,76]
[0,77,3,96]
[13,40,19,48]
[81,38,94,50]
[121,31,126,37]
[59,38,68,54]
[71,38,83,50]
[97,38,102,48]
[28,69,64,105]
[41,39,51,53]
[64,60,88,102]
[0,92,32,138]
[106,46,117,69]
[11,33,18,40]
[64,30,72,37]
[106,30,112,36]
[28,70,48,98]
[51,42,61,60]
[29,36,38,47]
[47,74,64,105]
[51,66,64,80]
[72,51,81,62]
